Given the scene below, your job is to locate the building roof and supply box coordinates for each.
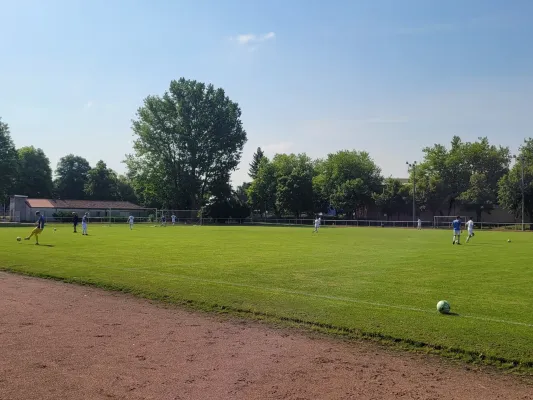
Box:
[25,199,145,210]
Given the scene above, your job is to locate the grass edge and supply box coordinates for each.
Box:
[2,267,532,376]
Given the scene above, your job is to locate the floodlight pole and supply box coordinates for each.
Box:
[406,161,417,228]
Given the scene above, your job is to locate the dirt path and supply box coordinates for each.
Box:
[0,273,531,400]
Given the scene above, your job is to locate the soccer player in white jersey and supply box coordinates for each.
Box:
[82,213,89,236]
[128,214,134,230]
[171,214,176,225]
[417,218,422,230]
[313,217,321,233]
[466,217,475,242]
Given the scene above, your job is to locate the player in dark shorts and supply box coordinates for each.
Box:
[73,212,79,233]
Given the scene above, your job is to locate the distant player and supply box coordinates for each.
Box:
[73,212,79,233]
[452,216,462,245]
[82,213,89,236]
[466,217,475,243]
[128,214,134,230]
[171,214,176,225]
[25,211,45,245]
[313,216,321,233]
[161,215,166,227]
[417,218,422,230]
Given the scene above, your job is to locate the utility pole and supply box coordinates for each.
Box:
[406,161,417,228]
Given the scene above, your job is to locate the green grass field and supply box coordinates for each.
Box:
[1,224,532,370]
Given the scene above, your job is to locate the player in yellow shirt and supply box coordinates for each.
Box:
[25,211,45,245]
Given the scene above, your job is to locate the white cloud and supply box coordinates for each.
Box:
[232,32,276,46]
[261,32,275,41]
[236,34,256,45]
[85,101,93,109]
[263,141,293,154]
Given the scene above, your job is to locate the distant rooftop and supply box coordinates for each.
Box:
[25,199,145,210]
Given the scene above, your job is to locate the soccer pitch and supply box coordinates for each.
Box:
[1,224,532,370]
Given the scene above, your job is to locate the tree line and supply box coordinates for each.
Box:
[0,118,137,205]
[0,77,530,222]
[247,137,531,222]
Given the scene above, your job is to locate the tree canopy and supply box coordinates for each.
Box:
[15,146,53,198]
[54,154,91,200]
[498,139,533,224]
[85,160,119,201]
[318,150,383,217]
[411,137,510,220]
[126,78,247,209]
[248,147,264,180]
[0,118,18,204]
[2,105,533,224]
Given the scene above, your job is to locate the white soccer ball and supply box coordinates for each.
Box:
[507,239,511,243]
[16,237,21,242]
[53,228,57,232]
[437,300,451,314]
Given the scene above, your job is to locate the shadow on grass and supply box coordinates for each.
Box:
[445,312,460,317]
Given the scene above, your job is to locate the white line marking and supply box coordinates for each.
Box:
[112,266,533,329]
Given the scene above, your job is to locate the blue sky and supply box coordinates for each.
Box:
[2,0,533,186]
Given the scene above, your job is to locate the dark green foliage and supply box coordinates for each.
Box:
[0,118,18,204]
[498,139,533,225]
[127,78,247,209]
[54,154,91,199]
[248,147,264,179]
[85,161,118,201]
[15,146,53,198]
[318,150,383,216]
[373,178,410,219]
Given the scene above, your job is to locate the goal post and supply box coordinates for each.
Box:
[156,209,202,225]
[433,216,468,229]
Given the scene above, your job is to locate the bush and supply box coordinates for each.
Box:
[52,211,74,219]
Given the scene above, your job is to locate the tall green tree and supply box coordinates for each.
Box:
[15,146,53,198]
[418,137,470,215]
[311,159,329,214]
[413,167,447,216]
[126,78,247,210]
[414,136,509,219]
[247,157,277,216]
[498,139,533,225]
[0,118,18,205]
[54,154,91,199]
[317,150,382,217]
[85,160,118,201]
[115,175,138,203]
[125,155,172,208]
[373,178,409,219]
[272,153,314,217]
[235,182,251,204]
[248,147,264,179]
[459,137,510,220]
